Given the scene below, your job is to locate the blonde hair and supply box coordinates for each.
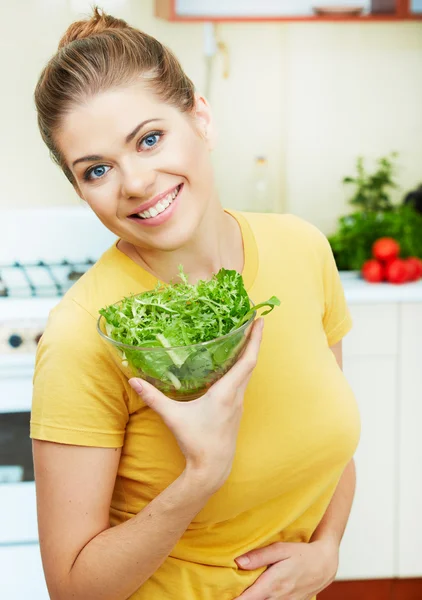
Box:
[34,6,195,185]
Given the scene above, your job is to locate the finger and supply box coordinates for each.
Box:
[211,318,264,395]
[236,542,293,570]
[128,377,175,417]
[235,565,276,599]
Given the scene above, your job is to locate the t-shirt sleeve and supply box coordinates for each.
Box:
[301,216,353,347]
[318,231,353,346]
[30,299,130,448]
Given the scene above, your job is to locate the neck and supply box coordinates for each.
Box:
[129,199,244,285]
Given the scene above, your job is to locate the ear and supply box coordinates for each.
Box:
[193,94,217,150]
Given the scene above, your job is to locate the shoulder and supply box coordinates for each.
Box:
[35,294,132,414]
[32,294,131,447]
[39,253,121,373]
[236,210,325,237]
[37,296,111,382]
[43,295,97,346]
[236,210,331,258]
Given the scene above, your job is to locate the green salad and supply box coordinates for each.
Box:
[99,267,280,395]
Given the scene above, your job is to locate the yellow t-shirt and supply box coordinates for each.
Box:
[31,210,361,600]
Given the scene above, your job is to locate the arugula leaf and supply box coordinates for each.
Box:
[238,296,281,326]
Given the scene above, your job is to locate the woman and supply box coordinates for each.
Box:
[31,7,361,600]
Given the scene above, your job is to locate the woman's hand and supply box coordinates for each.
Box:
[129,318,264,495]
[234,539,339,599]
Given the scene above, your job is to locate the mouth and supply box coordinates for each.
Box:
[129,184,183,221]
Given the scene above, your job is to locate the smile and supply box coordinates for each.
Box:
[132,184,182,220]
[128,183,183,228]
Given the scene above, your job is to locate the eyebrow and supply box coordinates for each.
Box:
[72,118,164,168]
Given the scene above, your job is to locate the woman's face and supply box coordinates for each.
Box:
[56,82,215,252]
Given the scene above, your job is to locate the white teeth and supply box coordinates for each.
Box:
[136,185,180,219]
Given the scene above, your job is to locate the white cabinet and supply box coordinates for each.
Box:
[0,544,49,600]
[333,300,422,581]
[337,304,398,580]
[397,303,422,576]
[339,355,397,579]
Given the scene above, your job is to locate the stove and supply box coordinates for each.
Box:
[0,206,116,600]
[0,259,96,358]
[0,207,116,361]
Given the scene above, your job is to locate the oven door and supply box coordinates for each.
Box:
[0,391,38,544]
[0,375,49,599]
[0,544,49,599]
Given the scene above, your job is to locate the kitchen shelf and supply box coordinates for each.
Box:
[155,0,422,22]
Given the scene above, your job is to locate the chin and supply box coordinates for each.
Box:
[130,207,204,253]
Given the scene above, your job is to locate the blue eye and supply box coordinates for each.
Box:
[140,131,162,150]
[84,165,110,182]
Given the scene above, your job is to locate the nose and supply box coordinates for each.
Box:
[120,158,156,199]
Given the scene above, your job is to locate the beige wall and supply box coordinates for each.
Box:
[2,0,421,234]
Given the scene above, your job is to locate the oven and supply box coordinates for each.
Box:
[0,207,115,599]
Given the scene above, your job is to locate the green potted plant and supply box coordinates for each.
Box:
[328,153,422,272]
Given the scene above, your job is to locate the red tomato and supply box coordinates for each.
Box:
[362,259,384,283]
[372,238,400,262]
[385,259,409,284]
[404,257,422,281]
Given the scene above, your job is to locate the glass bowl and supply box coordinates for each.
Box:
[97,309,256,402]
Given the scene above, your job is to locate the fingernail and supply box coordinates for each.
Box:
[129,378,143,394]
[236,555,250,567]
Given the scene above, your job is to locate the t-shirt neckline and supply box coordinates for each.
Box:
[109,208,259,291]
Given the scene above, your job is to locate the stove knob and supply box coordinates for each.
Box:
[9,334,23,348]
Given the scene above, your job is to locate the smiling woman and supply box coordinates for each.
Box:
[36,39,223,263]
[30,6,360,600]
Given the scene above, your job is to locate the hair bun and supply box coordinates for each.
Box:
[58,6,129,50]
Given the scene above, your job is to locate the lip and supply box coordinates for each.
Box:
[128,184,181,217]
[128,183,183,228]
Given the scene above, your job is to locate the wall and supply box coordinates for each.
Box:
[1,0,421,234]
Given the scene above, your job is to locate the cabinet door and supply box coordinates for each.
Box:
[337,304,398,580]
[0,544,49,599]
[397,303,422,576]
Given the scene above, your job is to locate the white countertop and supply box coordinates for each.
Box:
[340,272,422,304]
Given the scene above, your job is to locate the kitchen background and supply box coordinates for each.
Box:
[2,0,422,230]
[1,1,422,599]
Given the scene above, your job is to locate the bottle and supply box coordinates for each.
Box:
[251,156,272,213]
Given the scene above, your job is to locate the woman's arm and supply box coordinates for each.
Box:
[34,440,212,600]
[309,457,356,547]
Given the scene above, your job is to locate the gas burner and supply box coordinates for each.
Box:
[0,260,95,298]
[67,270,85,281]
[0,277,6,297]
